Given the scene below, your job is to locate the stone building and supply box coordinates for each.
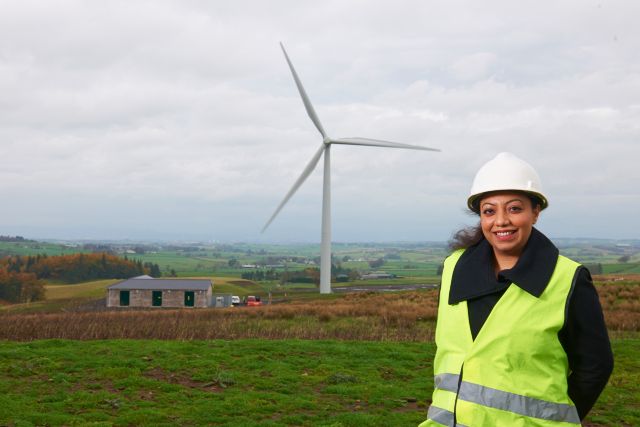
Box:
[107,277,213,308]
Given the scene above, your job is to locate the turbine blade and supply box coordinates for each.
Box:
[280,42,327,139]
[262,144,326,232]
[330,137,440,152]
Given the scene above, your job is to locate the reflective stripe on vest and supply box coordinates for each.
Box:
[434,373,581,424]
[422,251,582,426]
[427,405,469,427]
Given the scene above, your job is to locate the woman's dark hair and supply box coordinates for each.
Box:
[450,192,541,250]
[527,195,542,211]
[448,221,484,250]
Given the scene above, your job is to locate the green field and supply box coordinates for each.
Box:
[1,238,638,287]
[601,262,640,274]
[0,241,89,257]
[0,339,637,426]
[46,280,120,300]
[0,238,638,425]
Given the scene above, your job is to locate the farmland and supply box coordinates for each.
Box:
[1,237,639,292]
[0,237,639,425]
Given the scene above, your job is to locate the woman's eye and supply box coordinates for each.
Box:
[509,206,523,212]
[482,209,494,215]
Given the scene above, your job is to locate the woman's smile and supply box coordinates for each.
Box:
[494,229,517,241]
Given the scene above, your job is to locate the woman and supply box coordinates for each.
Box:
[420,152,613,427]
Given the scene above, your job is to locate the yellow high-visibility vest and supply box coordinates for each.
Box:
[420,249,581,427]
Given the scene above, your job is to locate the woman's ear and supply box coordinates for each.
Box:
[532,206,541,224]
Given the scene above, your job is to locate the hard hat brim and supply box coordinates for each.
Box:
[468,190,548,213]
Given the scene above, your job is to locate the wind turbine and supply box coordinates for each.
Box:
[263,43,440,294]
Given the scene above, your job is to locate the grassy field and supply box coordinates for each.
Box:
[0,241,89,257]
[0,339,637,426]
[0,240,638,425]
[602,262,640,274]
[46,280,120,300]
[2,278,638,337]
[0,291,439,342]
[0,278,637,426]
[0,339,431,426]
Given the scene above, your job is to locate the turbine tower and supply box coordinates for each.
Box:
[263,43,439,294]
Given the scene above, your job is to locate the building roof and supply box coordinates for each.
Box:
[109,278,212,291]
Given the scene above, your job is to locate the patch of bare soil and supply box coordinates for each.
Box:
[143,367,223,393]
[392,399,422,413]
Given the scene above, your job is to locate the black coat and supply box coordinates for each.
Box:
[446,227,613,420]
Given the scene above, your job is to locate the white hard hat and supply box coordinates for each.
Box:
[467,152,548,212]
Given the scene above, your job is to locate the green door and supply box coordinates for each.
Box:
[119,290,130,306]
[184,291,195,307]
[152,291,162,307]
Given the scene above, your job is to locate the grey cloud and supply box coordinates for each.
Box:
[0,0,638,241]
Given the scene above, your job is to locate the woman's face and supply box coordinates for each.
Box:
[479,192,541,259]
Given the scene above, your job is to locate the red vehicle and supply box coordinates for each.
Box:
[245,295,262,307]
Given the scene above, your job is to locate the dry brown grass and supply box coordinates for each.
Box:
[0,291,439,342]
[594,277,640,331]
[1,282,637,342]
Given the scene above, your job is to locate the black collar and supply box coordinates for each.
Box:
[448,227,559,304]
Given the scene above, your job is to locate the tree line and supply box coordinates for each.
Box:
[241,264,358,285]
[0,253,162,303]
[0,235,30,242]
[0,269,43,304]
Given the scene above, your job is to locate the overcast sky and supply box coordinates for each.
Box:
[0,0,638,243]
